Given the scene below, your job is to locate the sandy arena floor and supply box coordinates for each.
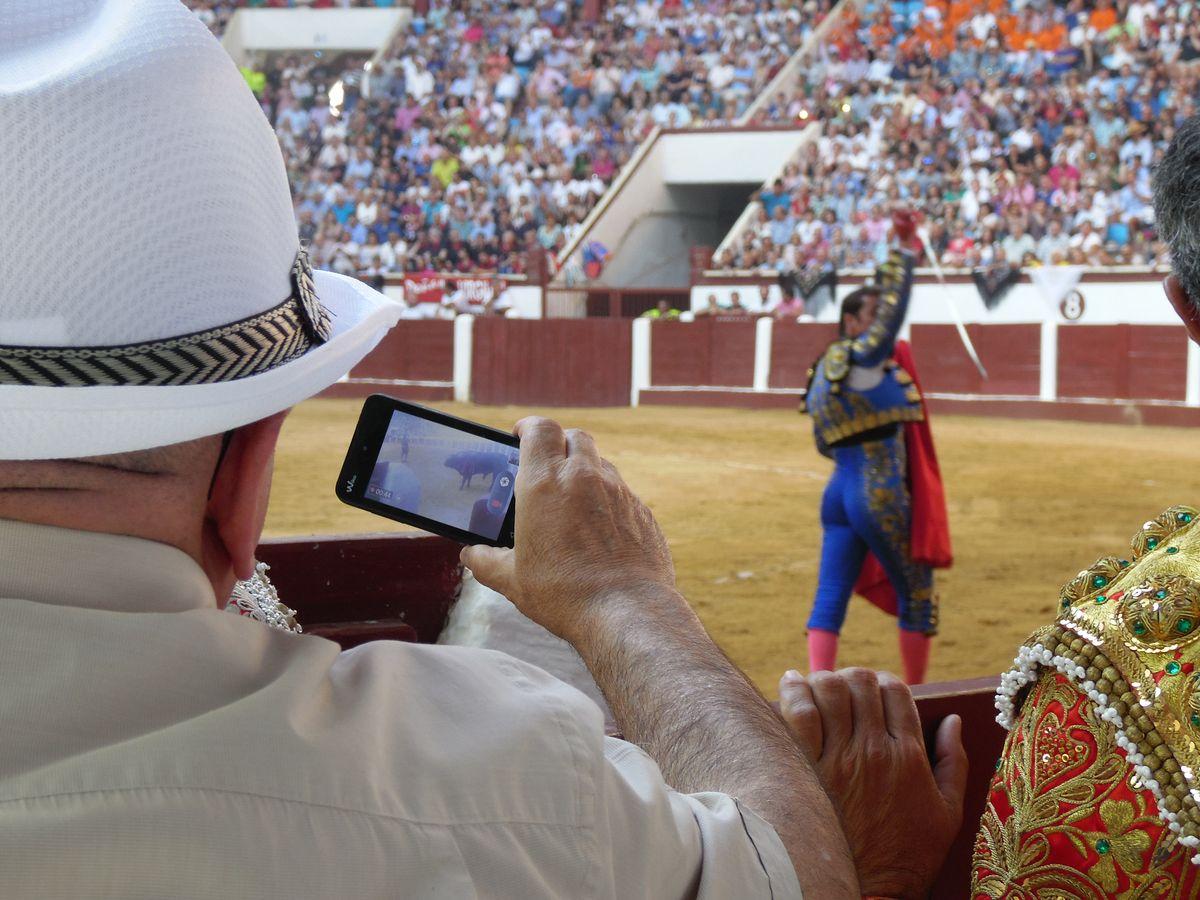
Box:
[266,398,1200,697]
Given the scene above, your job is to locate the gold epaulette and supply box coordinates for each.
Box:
[817,404,924,446]
[824,339,852,382]
[997,505,1200,862]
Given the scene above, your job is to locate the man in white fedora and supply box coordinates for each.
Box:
[0,2,866,896]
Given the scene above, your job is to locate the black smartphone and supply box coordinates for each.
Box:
[336,395,519,547]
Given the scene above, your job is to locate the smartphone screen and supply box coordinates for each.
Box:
[336,395,518,547]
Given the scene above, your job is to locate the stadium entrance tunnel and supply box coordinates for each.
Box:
[556,127,816,290]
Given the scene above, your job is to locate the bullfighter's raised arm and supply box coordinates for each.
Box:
[850,247,916,368]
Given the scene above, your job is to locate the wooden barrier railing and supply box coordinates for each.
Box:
[258,532,462,646]
[469,317,633,406]
[912,677,1004,898]
[258,532,1001,894]
[321,317,1200,424]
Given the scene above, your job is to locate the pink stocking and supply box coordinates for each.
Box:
[898,630,931,685]
[807,629,839,673]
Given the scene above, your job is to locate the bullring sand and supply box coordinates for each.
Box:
[267,399,1199,698]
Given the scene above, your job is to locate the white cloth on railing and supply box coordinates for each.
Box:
[440,570,616,731]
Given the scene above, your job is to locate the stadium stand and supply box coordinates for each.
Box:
[718,0,1189,273]
[187,0,831,280]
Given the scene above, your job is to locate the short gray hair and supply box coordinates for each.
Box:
[1154,116,1200,308]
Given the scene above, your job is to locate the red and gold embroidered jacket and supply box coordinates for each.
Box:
[973,506,1200,897]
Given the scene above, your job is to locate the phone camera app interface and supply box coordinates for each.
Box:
[366,411,517,540]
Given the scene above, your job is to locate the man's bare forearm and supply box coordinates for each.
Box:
[574,585,859,899]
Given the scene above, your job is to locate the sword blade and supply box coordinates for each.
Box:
[916,227,989,380]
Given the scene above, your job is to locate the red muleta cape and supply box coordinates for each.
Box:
[852,340,953,617]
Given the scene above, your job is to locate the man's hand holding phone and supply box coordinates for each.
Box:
[462,417,860,897]
[461,417,680,647]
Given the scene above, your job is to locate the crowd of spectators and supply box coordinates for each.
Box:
[719,0,1191,273]
[189,0,831,280]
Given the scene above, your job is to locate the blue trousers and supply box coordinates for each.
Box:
[807,433,935,634]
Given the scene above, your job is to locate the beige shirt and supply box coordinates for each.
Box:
[0,520,801,899]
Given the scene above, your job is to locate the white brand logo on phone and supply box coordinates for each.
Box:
[344,474,357,493]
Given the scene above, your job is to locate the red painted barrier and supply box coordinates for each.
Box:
[1128,327,1190,400]
[322,319,456,402]
[911,677,1005,899]
[927,397,1200,426]
[911,324,1041,396]
[770,322,838,388]
[640,389,801,409]
[315,318,1196,422]
[1058,324,1188,401]
[350,319,454,383]
[471,318,632,406]
[257,532,462,645]
[650,319,756,387]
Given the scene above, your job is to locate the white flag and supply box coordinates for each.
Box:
[1030,265,1085,315]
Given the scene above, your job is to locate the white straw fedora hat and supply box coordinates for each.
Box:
[0,0,402,459]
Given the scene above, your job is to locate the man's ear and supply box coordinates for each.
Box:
[1165,275,1200,345]
[201,411,289,596]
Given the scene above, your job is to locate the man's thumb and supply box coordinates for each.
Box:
[933,714,968,820]
[778,670,822,759]
[461,544,514,594]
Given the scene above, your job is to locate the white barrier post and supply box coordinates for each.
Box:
[453,315,474,403]
[631,317,651,407]
[753,316,773,392]
[1039,320,1057,402]
[1188,337,1200,408]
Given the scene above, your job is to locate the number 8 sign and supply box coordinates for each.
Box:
[1060,290,1086,321]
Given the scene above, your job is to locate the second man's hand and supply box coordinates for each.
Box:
[779,668,968,899]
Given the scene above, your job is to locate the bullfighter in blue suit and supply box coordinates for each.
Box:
[803,211,941,683]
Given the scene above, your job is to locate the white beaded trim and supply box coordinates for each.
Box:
[996,643,1200,865]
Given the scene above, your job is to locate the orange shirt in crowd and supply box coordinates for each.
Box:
[1090,6,1118,31]
[869,17,894,47]
[1036,23,1067,51]
[997,14,1019,44]
[932,29,954,58]
[829,16,861,60]
[947,0,972,30]
[569,68,593,93]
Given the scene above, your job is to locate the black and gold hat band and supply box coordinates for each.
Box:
[0,249,332,388]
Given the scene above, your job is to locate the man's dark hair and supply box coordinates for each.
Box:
[776,270,798,299]
[839,287,879,336]
[1154,115,1200,309]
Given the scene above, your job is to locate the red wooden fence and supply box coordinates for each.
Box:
[323,319,455,402]
[1058,324,1187,401]
[770,322,839,389]
[470,318,632,406]
[650,319,757,387]
[323,318,1200,424]
[910,324,1041,396]
[349,319,454,383]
